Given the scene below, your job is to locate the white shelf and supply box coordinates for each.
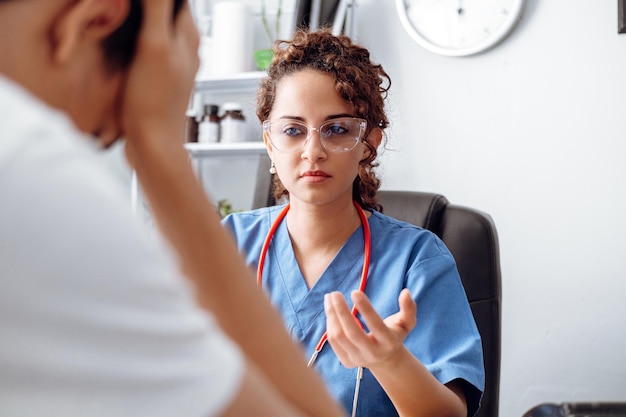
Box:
[194,71,266,93]
[184,141,266,158]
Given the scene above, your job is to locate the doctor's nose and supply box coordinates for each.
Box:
[301,129,327,161]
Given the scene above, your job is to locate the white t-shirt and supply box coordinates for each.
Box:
[0,75,244,417]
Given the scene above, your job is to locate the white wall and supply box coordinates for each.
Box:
[353,0,626,415]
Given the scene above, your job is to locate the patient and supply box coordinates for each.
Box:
[0,1,346,416]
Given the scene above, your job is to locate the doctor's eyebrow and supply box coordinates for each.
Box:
[276,113,356,121]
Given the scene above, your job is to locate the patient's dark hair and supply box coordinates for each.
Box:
[0,0,183,70]
[103,0,185,71]
[257,28,391,211]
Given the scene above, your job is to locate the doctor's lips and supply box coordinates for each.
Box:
[301,170,330,178]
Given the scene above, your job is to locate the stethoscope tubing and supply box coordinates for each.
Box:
[256,200,372,366]
[256,200,372,416]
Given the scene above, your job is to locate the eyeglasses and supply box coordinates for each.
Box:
[262,117,368,153]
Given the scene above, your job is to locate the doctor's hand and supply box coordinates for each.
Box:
[323,289,416,370]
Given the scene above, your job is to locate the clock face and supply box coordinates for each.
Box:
[396,0,524,57]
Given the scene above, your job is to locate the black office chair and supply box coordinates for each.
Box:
[523,402,626,417]
[377,190,502,417]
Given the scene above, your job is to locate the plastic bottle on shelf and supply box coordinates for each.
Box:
[220,102,246,143]
[211,2,253,75]
[198,104,220,143]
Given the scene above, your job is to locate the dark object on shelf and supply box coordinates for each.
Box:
[295,0,350,31]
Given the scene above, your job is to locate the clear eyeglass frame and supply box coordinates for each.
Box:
[262,117,368,153]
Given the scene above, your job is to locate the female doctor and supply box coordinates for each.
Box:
[222,28,484,417]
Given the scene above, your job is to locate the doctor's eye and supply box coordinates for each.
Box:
[322,122,351,137]
[281,123,307,137]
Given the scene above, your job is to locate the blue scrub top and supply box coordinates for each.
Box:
[223,204,484,417]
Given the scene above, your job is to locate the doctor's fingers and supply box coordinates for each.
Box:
[377,288,418,336]
[324,292,368,342]
[325,292,398,367]
[325,335,358,368]
[323,293,367,368]
[350,290,400,340]
[349,290,417,362]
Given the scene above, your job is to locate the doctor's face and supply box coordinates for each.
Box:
[265,69,370,207]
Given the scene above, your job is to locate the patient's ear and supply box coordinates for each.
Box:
[53,0,130,64]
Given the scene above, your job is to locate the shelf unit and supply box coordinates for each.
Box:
[131,71,272,218]
[184,141,266,158]
[194,71,266,94]
[186,140,273,210]
[190,71,272,210]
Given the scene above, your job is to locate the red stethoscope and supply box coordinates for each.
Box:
[256,200,371,417]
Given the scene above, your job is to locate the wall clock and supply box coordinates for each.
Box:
[396,0,525,57]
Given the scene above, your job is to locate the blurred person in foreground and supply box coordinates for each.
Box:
[0,1,346,416]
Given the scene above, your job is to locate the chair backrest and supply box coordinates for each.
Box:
[377,190,502,417]
[523,402,626,417]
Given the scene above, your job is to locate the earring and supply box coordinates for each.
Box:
[269,161,277,175]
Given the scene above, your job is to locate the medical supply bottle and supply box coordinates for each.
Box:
[220,102,246,143]
[198,104,220,143]
[184,92,203,142]
[184,107,199,142]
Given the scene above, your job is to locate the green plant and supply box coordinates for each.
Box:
[261,0,283,45]
[217,198,242,218]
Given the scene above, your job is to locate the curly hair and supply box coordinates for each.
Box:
[257,28,390,212]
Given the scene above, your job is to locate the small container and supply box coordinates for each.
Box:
[184,109,199,142]
[220,102,246,143]
[198,104,220,143]
[184,92,203,142]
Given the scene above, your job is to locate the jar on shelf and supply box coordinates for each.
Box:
[220,102,246,143]
[184,92,203,143]
[185,108,199,143]
[198,104,220,143]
